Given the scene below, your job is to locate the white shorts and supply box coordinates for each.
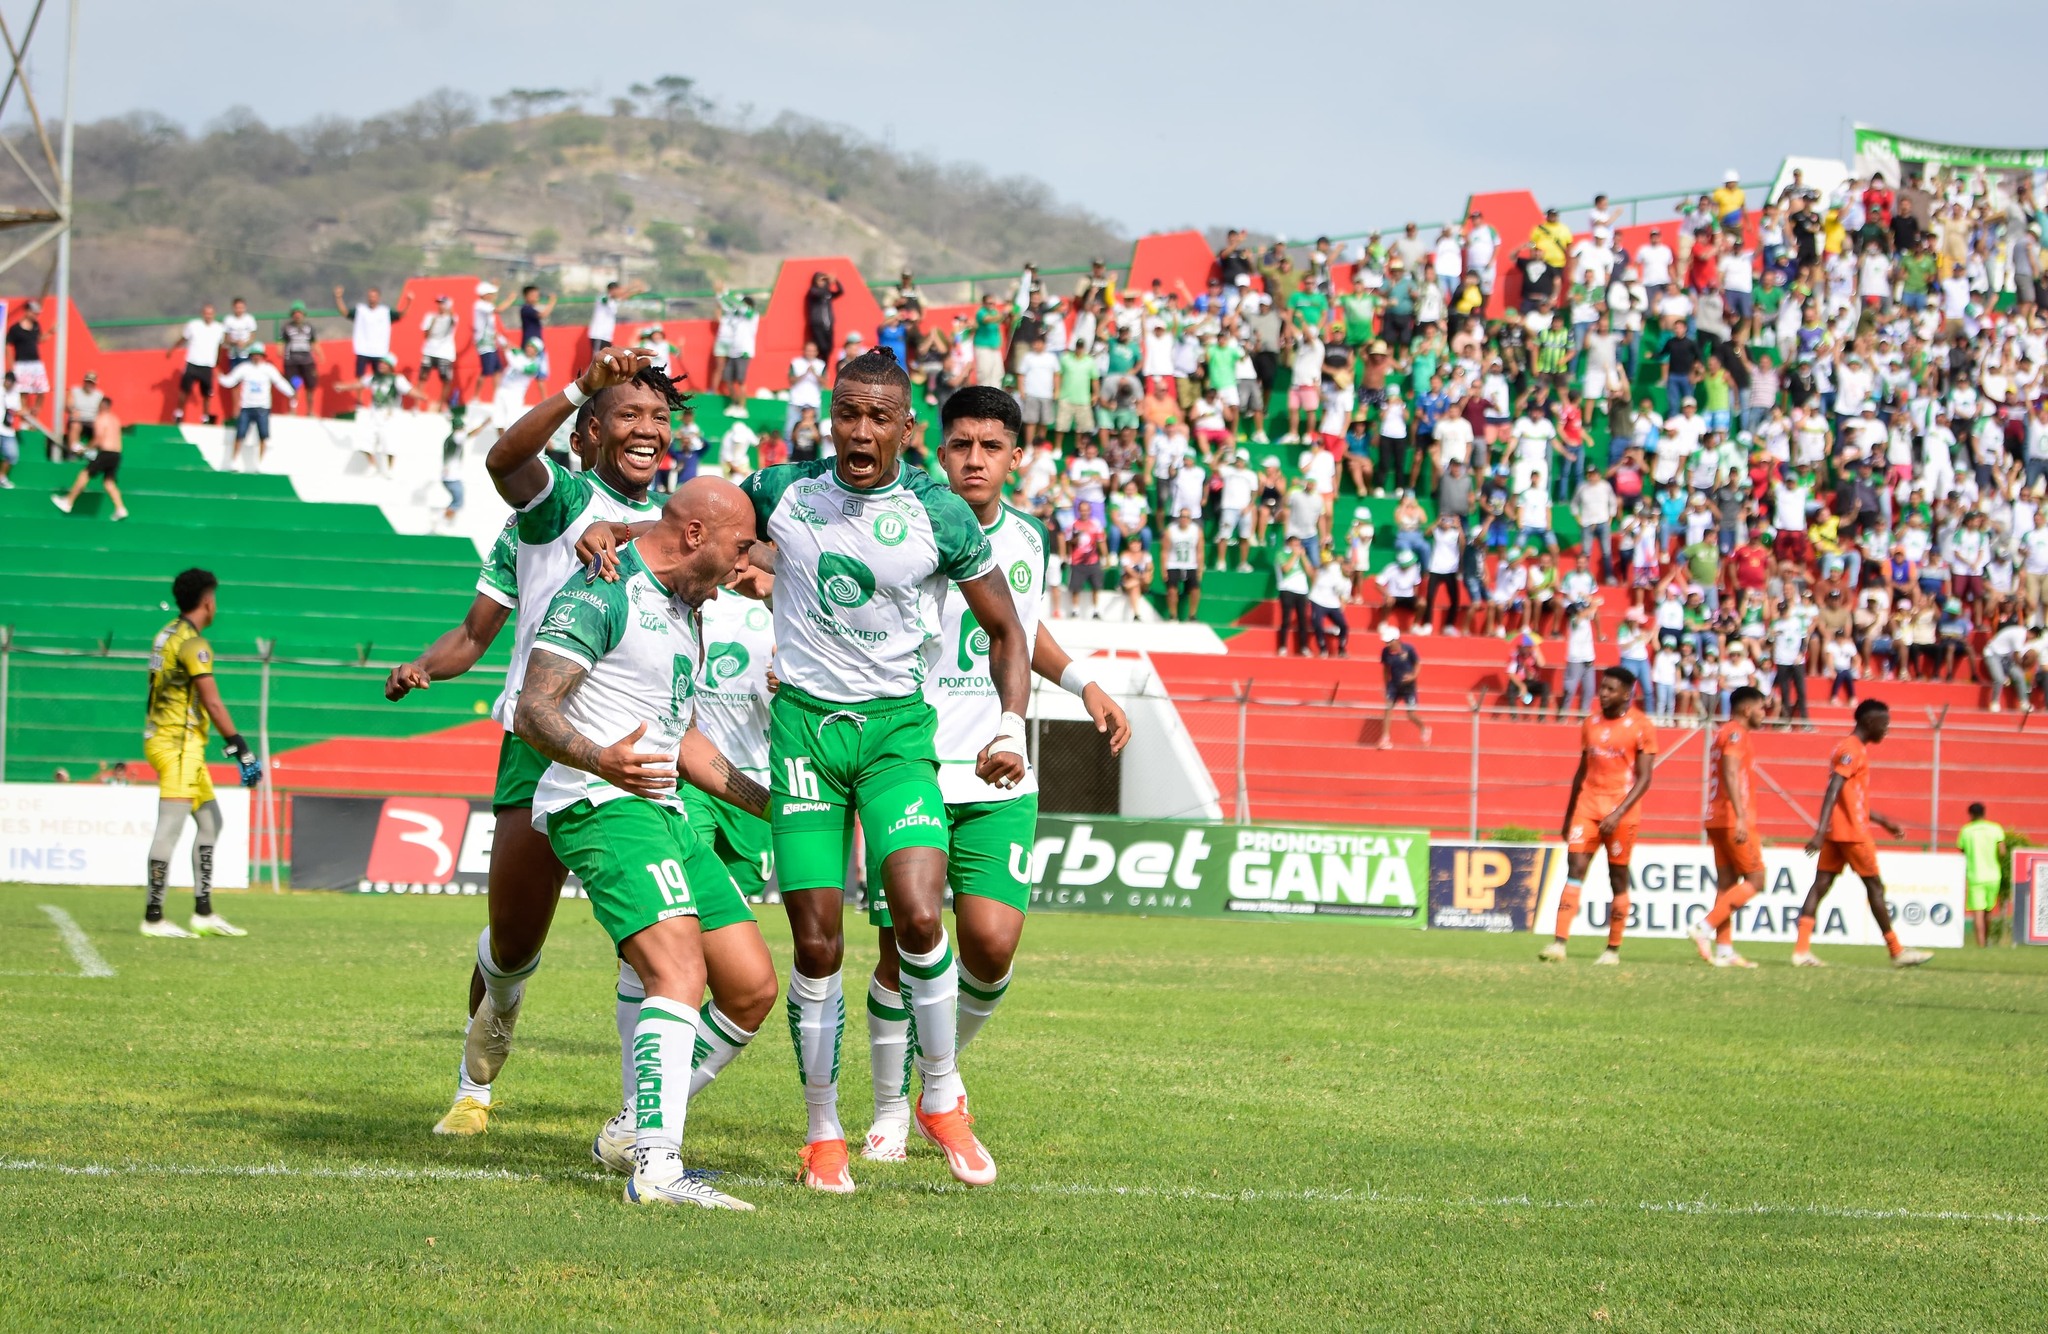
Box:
[12,360,48,394]
[1215,383,1240,408]
[1218,507,1253,539]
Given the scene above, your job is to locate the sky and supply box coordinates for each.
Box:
[46,0,2048,242]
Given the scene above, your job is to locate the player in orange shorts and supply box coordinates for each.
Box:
[1792,699,1931,969]
[1541,666,1657,965]
[1689,685,1767,968]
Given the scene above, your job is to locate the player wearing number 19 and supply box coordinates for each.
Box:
[740,349,1033,1193]
[515,475,771,1210]
[859,386,1132,1166]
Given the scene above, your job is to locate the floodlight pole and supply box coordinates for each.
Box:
[49,0,76,442]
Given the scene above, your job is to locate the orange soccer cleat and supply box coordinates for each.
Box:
[798,1137,856,1194]
[915,1097,997,1186]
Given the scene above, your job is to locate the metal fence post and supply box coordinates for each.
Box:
[257,640,281,892]
[1235,680,1252,826]
[1927,707,1946,853]
[1468,696,1481,841]
[0,625,11,784]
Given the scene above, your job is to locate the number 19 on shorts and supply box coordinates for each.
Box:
[783,757,821,800]
[645,858,691,906]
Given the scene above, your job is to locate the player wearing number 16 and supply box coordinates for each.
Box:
[739,349,1032,1193]
[514,473,773,1211]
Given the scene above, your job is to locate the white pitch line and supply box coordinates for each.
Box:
[0,1159,2041,1226]
[38,905,114,978]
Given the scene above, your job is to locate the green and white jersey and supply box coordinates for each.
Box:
[741,458,993,704]
[476,517,519,609]
[929,502,1048,805]
[527,542,702,819]
[490,458,661,731]
[691,589,774,779]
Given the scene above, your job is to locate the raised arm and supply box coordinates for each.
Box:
[488,345,653,508]
[385,593,512,700]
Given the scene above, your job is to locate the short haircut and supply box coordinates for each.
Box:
[834,346,911,398]
[1599,666,1636,688]
[1854,698,1889,724]
[172,568,218,614]
[940,385,1022,440]
[1968,801,1986,819]
[1728,685,1766,711]
[591,364,688,424]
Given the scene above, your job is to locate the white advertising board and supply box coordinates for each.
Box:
[0,783,251,888]
[1532,842,1963,949]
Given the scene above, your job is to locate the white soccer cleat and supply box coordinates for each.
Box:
[1790,951,1827,968]
[1714,951,1759,969]
[141,917,196,938]
[1537,941,1569,963]
[432,1096,491,1136]
[190,913,247,937]
[1892,949,1934,969]
[463,992,522,1086]
[1592,948,1621,966]
[1688,923,1716,964]
[861,1117,909,1163]
[592,1108,636,1175]
[624,1152,754,1210]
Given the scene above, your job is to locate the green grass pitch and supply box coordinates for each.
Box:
[4,883,2047,1330]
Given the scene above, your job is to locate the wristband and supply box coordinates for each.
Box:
[987,710,1029,776]
[223,733,249,759]
[1058,661,1096,698]
[563,380,591,407]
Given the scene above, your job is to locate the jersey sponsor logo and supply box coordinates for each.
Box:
[779,800,833,815]
[816,552,877,613]
[703,642,749,689]
[956,608,989,671]
[788,501,828,528]
[541,604,579,635]
[874,512,909,546]
[885,795,945,837]
[1007,559,1032,593]
[630,580,673,633]
[670,654,696,717]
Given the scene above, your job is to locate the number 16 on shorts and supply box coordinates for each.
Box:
[783,757,821,801]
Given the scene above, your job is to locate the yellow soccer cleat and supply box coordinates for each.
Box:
[432,1096,491,1136]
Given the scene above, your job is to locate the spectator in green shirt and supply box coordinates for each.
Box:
[1957,803,2007,947]
[1054,346,1098,448]
[971,295,1009,386]
[1288,274,1329,336]
[1899,241,1938,314]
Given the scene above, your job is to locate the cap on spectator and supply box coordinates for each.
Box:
[1626,607,1648,622]
[247,342,266,356]
[1544,207,1559,217]
[1593,225,1610,239]
[476,282,498,296]
[1682,396,1697,406]
[290,300,306,313]
[1945,597,1963,614]
[1233,273,1251,287]
[1380,622,1401,643]
[1262,456,1280,467]
[1395,549,1418,567]
[82,370,96,381]
[1724,169,1740,183]
[1236,448,1251,461]
[1369,339,1390,355]
[437,293,452,304]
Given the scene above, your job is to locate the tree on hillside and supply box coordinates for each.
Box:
[628,75,706,162]
[491,88,573,121]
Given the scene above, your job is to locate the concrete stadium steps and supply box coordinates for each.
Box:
[2,426,493,782]
[1147,651,2048,842]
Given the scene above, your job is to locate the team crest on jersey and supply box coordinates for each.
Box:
[1007,559,1032,592]
[745,604,770,631]
[703,642,749,689]
[874,512,908,546]
[816,552,876,613]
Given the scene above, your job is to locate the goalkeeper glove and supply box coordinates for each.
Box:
[222,734,263,787]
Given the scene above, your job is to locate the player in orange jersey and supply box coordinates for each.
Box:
[1689,686,1768,968]
[1541,666,1657,965]
[1792,699,1932,969]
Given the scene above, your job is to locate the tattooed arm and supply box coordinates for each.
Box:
[677,726,770,819]
[514,648,677,797]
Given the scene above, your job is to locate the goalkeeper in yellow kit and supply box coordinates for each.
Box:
[141,568,262,938]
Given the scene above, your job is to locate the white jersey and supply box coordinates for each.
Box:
[490,458,661,730]
[691,588,774,778]
[742,458,993,704]
[527,543,703,819]
[928,503,1048,805]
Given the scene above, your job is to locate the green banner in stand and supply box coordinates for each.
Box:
[1026,816,1427,925]
[1853,126,2048,171]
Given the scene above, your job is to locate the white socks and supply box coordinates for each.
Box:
[690,1002,755,1098]
[616,960,646,1111]
[787,969,845,1143]
[456,1017,492,1107]
[630,995,697,1159]
[866,972,912,1126]
[476,926,540,1012]
[956,964,1012,1052]
[898,931,964,1115]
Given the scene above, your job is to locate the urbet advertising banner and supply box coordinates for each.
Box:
[1027,817,1427,924]
[1532,842,1964,949]
[1428,842,1563,931]
[293,794,512,896]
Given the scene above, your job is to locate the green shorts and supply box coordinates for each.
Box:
[1096,406,1140,431]
[544,796,746,950]
[683,783,774,900]
[868,794,1038,928]
[1966,879,2001,912]
[770,683,948,894]
[492,731,550,810]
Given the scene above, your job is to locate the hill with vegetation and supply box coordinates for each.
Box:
[43,78,1125,335]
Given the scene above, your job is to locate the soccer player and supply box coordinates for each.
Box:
[857,386,1132,1166]
[1541,666,1657,964]
[1792,699,1932,969]
[515,475,767,1210]
[408,346,666,1135]
[1957,802,2007,948]
[740,348,1032,1193]
[1690,685,1767,968]
[139,568,261,938]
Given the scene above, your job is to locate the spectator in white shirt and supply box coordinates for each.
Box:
[170,302,226,425]
[587,279,645,357]
[418,295,460,408]
[334,283,409,378]
[217,344,296,469]
[222,297,258,366]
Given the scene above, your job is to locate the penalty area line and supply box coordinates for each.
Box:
[39,905,115,978]
[0,1159,2042,1226]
